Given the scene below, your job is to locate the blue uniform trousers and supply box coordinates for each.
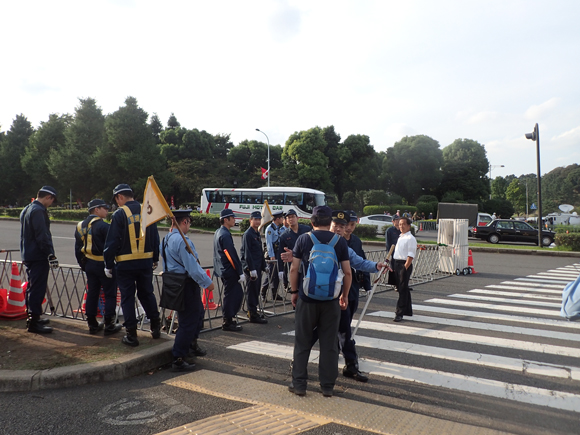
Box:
[117,267,159,329]
[221,274,243,320]
[246,273,261,313]
[339,292,359,361]
[24,260,50,315]
[85,260,117,319]
[173,278,204,358]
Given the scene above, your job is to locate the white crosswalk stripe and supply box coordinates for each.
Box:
[228,262,580,414]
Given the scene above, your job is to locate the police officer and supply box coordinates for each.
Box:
[213,209,245,331]
[241,211,268,324]
[20,186,58,333]
[160,209,214,371]
[261,210,284,301]
[277,209,310,292]
[75,199,122,335]
[103,184,162,347]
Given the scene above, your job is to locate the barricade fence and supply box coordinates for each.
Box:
[1,244,452,334]
[414,220,438,232]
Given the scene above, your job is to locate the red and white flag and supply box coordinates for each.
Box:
[261,167,269,179]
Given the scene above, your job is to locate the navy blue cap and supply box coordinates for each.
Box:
[220,208,235,219]
[347,210,357,222]
[312,205,332,218]
[392,214,401,220]
[39,185,57,198]
[272,211,284,219]
[113,184,133,196]
[285,209,297,217]
[332,210,349,224]
[88,199,109,212]
[250,211,261,219]
[173,209,192,218]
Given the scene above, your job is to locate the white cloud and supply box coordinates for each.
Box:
[525,98,561,119]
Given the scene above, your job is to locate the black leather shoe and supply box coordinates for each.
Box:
[272,294,284,302]
[343,364,369,382]
[37,318,50,325]
[189,340,207,357]
[104,323,122,336]
[89,322,104,335]
[394,315,403,322]
[409,287,414,291]
[150,317,162,339]
[222,321,243,332]
[122,328,139,347]
[27,322,53,334]
[288,384,306,396]
[248,312,268,324]
[172,358,196,372]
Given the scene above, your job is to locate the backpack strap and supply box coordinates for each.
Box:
[328,233,339,248]
[308,232,320,245]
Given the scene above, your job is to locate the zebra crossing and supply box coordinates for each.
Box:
[228,263,580,413]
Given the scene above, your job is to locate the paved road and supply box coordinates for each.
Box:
[1,243,579,435]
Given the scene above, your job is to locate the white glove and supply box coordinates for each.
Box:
[48,255,59,270]
[152,262,158,270]
[238,274,246,284]
[104,268,113,279]
[278,271,284,281]
[250,270,257,279]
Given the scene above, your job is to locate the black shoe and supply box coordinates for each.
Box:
[222,321,243,332]
[150,317,161,339]
[104,323,122,336]
[27,315,53,334]
[189,339,207,357]
[122,328,139,347]
[321,388,334,397]
[343,364,369,382]
[288,384,306,396]
[272,294,284,302]
[88,322,104,335]
[37,318,50,325]
[172,357,196,372]
[248,312,268,324]
[394,315,403,322]
[409,287,414,291]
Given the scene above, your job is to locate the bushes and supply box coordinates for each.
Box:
[353,224,378,238]
[239,218,250,232]
[363,205,417,216]
[191,213,220,230]
[1,207,23,217]
[555,233,580,251]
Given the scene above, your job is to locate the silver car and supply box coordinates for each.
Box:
[358,214,418,235]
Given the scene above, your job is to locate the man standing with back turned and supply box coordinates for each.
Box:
[104,184,162,346]
[20,186,59,333]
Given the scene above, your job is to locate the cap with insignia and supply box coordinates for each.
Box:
[250,211,261,219]
[220,208,235,219]
[285,209,297,217]
[39,185,57,199]
[113,184,133,196]
[173,209,193,222]
[347,210,358,222]
[332,210,349,225]
[88,199,109,212]
[272,211,284,219]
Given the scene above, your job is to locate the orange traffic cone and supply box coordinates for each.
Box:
[0,288,7,314]
[419,222,423,231]
[467,249,478,274]
[202,269,218,310]
[0,262,28,320]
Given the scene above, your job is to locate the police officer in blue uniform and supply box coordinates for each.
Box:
[75,199,123,335]
[241,211,268,324]
[103,184,161,346]
[261,210,284,301]
[160,209,214,371]
[20,186,58,333]
[277,209,310,292]
[213,209,245,331]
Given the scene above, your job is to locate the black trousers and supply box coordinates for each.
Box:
[395,261,413,316]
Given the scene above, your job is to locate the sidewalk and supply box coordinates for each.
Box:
[0,316,173,392]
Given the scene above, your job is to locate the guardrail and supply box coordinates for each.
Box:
[1,244,452,334]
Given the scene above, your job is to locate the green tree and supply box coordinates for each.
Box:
[22,113,71,196]
[47,98,108,202]
[542,164,580,213]
[385,135,443,204]
[149,113,163,144]
[491,176,508,199]
[0,115,34,205]
[282,126,333,192]
[483,198,514,218]
[167,113,180,129]
[506,179,526,215]
[439,139,489,201]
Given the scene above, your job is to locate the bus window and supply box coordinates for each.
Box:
[264,192,284,205]
[285,192,303,206]
[298,193,326,213]
[207,191,222,203]
[242,192,262,204]
[223,194,240,204]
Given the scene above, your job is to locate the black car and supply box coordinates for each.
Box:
[472,219,555,246]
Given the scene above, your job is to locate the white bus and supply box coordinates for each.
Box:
[200,187,327,221]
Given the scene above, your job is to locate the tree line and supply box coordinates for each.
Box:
[0,96,578,216]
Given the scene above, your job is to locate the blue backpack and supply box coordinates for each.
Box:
[302,232,343,301]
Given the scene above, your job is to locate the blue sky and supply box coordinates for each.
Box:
[1,0,579,180]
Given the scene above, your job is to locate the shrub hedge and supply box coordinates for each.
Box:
[555,233,580,251]
[353,224,378,238]
[363,205,417,216]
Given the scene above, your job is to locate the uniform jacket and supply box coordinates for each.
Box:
[213,225,243,279]
[277,224,310,272]
[241,226,266,273]
[20,200,54,262]
[265,222,283,258]
[103,200,160,270]
[386,225,401,254]
[347,234,372,292]
[75,214,109,267]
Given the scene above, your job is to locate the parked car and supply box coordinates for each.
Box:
[472,219,555,246]
[468,213,494,237]
[358,214,418,235]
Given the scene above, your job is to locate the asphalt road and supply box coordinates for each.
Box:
[2,218,579,435]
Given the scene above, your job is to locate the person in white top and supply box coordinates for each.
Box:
[391,217,417,322]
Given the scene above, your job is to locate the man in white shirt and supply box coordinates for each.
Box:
[392,217,417,322]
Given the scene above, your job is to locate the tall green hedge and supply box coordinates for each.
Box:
[363,205,417,216]
[555,233,580,251]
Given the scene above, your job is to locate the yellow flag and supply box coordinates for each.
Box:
[259,200,273,232]
[140,176,173,239]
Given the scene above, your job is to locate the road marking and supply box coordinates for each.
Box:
[516,277,572,284]
[501,281,565,289]
[447,293,562,308]
[486,285,562,295]
[424,298,560,317]
[543,270,579,277]
[229,341,580,413]
[366,311,580,342]
[468,289,560,301]
[413,304,580,329]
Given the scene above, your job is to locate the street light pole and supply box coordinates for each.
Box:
[488,164,505,199]
[525,180,528,219]
[525,123,542,247]
[256,128,270,187]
